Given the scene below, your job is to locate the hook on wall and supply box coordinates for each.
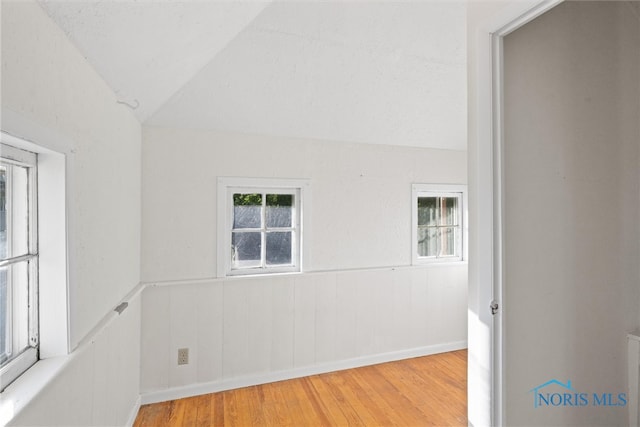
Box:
[116,98,140,110]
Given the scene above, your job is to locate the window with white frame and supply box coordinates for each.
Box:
[218,178,308,276]
[0,143,38,391]
[412,184,466,264]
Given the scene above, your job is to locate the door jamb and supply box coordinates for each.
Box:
[470,1,564,424]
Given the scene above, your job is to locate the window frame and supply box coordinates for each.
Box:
[217,177,309,277]
[0,143,38,391]
[412,183,467,265]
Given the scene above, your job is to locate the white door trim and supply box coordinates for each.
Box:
[468,1,563,425]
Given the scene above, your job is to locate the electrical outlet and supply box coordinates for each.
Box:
[177,348,189,365]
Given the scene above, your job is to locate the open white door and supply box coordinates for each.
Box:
[466,1,563,425]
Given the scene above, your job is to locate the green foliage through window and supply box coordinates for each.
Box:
[233,193,293,207]
[233,193,262,206]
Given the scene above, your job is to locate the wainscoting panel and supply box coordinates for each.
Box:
[140,264,467,403]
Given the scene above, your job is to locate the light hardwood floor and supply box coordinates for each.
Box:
[134,349,467,426]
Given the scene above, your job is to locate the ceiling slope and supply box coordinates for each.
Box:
[148,1,467,150]
[38,0,271,122]
[39,1,467,150]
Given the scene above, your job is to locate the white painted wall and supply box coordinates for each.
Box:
[501,2,640,425]
[140,266,467,401]
[1,0,467,420]
[1,1,141,425]
[6,294,141,427]
[142,127,467,280]
[141,127,468,400]
[2,0,141,350]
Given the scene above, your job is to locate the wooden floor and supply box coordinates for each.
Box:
[134,350,467,427]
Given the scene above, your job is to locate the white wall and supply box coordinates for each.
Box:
[6,295,141,427]
[0,0,466,421]
[501,2,640,425]
[142,127,467,280]
[1,1,141,425]
[141,266,467,401]
[141,127,468,400]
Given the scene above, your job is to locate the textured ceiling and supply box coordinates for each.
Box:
[38,0,271,122]
[38,1,467,150]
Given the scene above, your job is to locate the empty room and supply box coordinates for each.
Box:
[1,1,468,425]
[1,0,639,426]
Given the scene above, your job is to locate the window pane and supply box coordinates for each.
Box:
[1,163,30,259]
[417,197,438,226]
[417,227,438,257]
[233,193,262,229]
[440,227,459,257]
[0,261,30,367]
[440,197,459,226]
[0,266,7,364]
[266,194,293,228]
[232,232,261,268]
[0,166,5,260]
[266,232,292,266]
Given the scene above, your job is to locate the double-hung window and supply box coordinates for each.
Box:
[0,144,38,390]
[412,184,466,264]
[218,178,308,277]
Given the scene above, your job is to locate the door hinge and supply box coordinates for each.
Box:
[490,300,499,315]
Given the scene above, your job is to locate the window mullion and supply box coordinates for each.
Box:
[261,192,267,269]
[28,163,37,256]
[5,164,12,262]
[5,265,14,361]
[28,258,38,348]
[229,190,235,273]
[436,197,442,258]
[265,226,294,231]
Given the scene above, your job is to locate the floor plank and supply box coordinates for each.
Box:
[134,349,467,426]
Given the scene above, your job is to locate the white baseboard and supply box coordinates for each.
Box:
[140,340,467,405]
[125,395,142,427]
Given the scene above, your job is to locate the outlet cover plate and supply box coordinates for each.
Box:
[177,348,189,365]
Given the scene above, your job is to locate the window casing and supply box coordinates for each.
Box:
[0,144,38,391]
[412,184,466,264]
[218,178,308,277]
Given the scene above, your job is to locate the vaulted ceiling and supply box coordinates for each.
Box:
[38,1,467,150]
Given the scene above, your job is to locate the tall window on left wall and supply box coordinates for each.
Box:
[0,144,38,391]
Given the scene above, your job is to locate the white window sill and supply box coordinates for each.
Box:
[224,270,304,280]
[0,356,69,425]
[413,260,469,267]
